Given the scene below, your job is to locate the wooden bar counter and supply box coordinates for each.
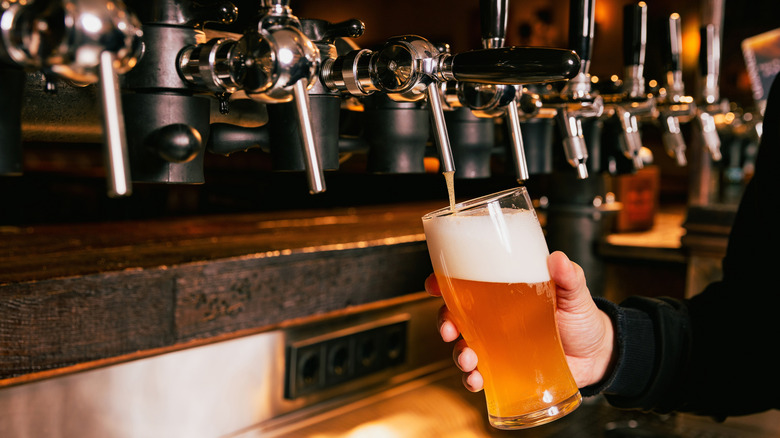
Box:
[0,202,440,384]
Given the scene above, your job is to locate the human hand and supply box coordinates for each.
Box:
[425,250,616,392]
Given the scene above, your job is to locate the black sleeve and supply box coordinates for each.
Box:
[582,73,780,417]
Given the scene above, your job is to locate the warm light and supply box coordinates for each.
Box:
[80,13,103,34]
[648,79,657,88]
[594,1,613,32]
[682,17,700,71]
[423,157,440,173]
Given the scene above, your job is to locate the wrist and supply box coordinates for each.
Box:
[593,310,617,384]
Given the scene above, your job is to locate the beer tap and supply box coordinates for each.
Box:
[695,0,725,162]
[454,0,530,182]
[546,0,604,179]
[656,13,696,166]
[601,1,653,173]
[179,0,327,194]
[322,37,580,177]
[246,0,324,194]
[1,0,142,197]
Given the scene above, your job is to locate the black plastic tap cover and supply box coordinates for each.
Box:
[479,0,508,44]
[622,2,647,67]
[663,14,683,73]
[451,47,580,85]
[568,0,595,62]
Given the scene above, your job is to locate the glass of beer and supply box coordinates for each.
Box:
[422,186,581,429]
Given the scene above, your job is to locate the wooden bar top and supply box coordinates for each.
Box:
[1,201,442,284]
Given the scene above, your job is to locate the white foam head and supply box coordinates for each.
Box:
[423,207,550,284]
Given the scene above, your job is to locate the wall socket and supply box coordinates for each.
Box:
[285,319,408,399]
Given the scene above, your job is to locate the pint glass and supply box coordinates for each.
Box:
[422,186,581,429]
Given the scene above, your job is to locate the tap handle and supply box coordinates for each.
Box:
[448,47,580,84]
[622,2,647,99]
[664,13,683,74]
[623,2,647,69]
[568,0,595,72]
[698,27,721,104]
[479,0,508,48]
[699,0,724,104]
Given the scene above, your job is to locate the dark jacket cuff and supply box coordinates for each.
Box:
[580,296,656,399]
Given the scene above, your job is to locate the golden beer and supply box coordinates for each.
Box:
[422,187,581,429]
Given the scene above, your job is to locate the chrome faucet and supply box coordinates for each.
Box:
[1,0,142,197]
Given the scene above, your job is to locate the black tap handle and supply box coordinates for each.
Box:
[568,0,595,64]
[451,47,580,84]
[479,0,508,47]
[698,25,719,79]
[699,0,723,87]
[663,13,683,73]
[623,2,646,67]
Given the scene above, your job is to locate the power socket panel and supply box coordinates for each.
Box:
[285,319,408,399]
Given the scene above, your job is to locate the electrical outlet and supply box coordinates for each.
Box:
[286,341,325,397]
[285,319,408,399]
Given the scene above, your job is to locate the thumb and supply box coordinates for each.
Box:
[547,251,592,310]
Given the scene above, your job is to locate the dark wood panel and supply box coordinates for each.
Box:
[0,203,438,383]
[0,270,176,378]
[173,243,432,341]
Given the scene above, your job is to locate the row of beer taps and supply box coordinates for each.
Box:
[0,0,746,200]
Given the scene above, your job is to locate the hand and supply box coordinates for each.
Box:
[425,250,616,392]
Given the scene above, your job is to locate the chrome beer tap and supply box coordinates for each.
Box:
[246,0,324,194]
[655,12,696,166]
[322,37,580,177]
[1,0,142,197]
[602,2,653,172]
[179,0,326,194]
[455,0,530,182]
[695,0,725,162]
[546,0,604,179]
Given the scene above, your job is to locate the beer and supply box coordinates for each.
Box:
[423,187,581,429]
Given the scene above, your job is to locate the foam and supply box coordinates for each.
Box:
[423,208,550,284]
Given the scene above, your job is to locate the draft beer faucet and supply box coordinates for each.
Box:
[696,0,725,162]
[602,1,654,172]
[1,0,142,197]
[548,0,604,179]
[455,0,530,182]
[656,12,696,166]
[179,0,326,193]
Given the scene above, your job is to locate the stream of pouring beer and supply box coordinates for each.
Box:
[444,171,456,212]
